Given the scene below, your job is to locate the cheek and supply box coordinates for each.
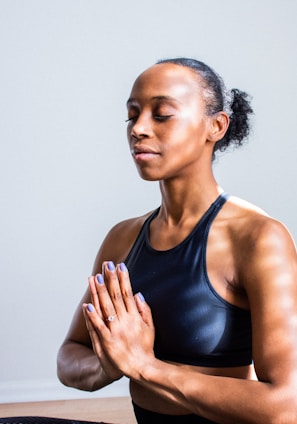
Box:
[168,121,208,157]
[168,119,205,144]
[185,118,209,143]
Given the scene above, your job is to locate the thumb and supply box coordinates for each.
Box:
[135,292,154,329]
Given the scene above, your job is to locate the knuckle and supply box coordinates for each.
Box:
[123,287,134,299]
[111,291,123,301]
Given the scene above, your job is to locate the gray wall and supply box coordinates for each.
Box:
[0,0,296,403]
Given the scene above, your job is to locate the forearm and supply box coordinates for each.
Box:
[57,342,118,391]
[136,359,296,424]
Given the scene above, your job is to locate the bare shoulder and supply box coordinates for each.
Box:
[92,210,154,274]
[225,195,295,248]
[104,210,153,249]
[223,195,297,288]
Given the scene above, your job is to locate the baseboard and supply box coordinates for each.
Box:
[0,377,130,404]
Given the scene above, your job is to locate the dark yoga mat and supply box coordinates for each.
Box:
[0,418,111,424]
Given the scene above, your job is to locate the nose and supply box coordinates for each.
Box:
[129,113,152,140]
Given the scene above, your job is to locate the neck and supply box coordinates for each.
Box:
[158,170,222,225]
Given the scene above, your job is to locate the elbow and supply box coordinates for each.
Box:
[56,345,71,387]
[56,343,82,390]
[56,342,106,392]
[56,363,68,388]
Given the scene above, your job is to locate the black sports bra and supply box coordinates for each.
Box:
[125,193,252,367]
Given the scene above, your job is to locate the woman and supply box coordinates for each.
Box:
[57,58,297,423]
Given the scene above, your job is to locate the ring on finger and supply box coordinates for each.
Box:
[106,314,117,322]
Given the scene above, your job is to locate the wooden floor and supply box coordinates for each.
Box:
[0,397,137,424]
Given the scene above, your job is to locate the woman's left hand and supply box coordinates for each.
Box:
[83,261,155,379]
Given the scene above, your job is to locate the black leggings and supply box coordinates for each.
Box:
[132,402,217,424]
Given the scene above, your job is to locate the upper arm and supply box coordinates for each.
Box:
[242,219,297,386]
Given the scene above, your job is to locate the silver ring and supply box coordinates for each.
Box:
[106,314,116,322]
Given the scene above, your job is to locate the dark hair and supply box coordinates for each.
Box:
[156,58,253,159]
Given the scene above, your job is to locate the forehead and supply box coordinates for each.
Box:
[128,63,202,103]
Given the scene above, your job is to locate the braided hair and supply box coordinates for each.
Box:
[156,58,253,159]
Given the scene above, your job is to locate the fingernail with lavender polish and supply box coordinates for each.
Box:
[120,262,127,272]
[87,304,94,312]
[138,292,145,302]
[107,261,115,271]
[96,274,104,285]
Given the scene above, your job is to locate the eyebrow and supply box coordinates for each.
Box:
[126,95,180,107]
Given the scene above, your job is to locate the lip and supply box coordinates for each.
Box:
[131,144,160,160]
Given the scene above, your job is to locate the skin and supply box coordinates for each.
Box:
[57,63,297,423]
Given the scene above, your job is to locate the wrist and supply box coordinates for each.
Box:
[133,355,164,384]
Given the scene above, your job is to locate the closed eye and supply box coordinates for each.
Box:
[154,115,173,122]
[125,114,173,123]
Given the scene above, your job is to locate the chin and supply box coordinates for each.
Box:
[136,169,162,182]
[139,174,160,182]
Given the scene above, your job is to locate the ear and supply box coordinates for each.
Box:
[207,112,229,143]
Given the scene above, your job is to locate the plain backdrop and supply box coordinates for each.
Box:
[0,0,296,403]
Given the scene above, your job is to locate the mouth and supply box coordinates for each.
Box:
[131,145,160,161]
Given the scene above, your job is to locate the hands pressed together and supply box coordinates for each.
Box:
[82,261,155,381]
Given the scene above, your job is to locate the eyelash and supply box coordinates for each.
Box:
[155,115,172,122]
[125,115,172,123]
